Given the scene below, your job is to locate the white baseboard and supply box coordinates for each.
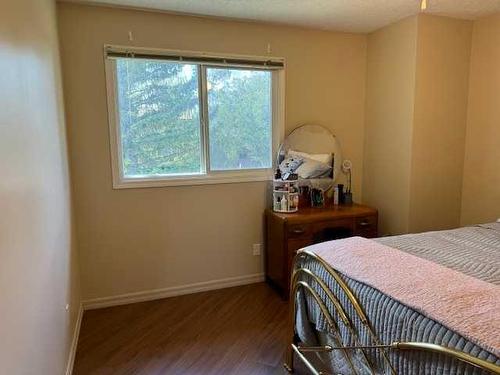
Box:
[82,273,265,310]
[65,303,84,375]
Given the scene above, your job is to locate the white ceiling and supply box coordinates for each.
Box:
[62,0,500,32]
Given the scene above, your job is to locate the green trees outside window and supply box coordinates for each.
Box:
[116,58,272,178]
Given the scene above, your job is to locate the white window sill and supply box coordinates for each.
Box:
[112,170,273,189]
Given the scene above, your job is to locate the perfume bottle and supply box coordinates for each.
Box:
[333,186,339,205]
[274,195,280,211]
[281,195,288,211]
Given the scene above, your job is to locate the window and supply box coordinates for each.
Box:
[116,60,202,177]
[207,68,272,171]
[105,46,284,188]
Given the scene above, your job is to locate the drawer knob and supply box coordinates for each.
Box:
[292,228,305,234]
[359,221,371,227]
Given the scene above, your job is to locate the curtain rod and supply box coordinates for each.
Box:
[105,49,284,70]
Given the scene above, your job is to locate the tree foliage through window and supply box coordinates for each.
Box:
[116,58,272,177]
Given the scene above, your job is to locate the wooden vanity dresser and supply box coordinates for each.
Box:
[265,204,378,298]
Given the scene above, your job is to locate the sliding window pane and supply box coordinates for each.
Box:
[207,68,272,171]
[116,59,201,177]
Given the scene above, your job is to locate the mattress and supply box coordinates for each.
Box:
[295,223,500,374]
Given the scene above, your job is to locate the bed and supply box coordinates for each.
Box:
[286,223,500,374]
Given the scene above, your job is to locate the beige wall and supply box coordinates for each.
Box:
[363,14,473,235]
[363,16,418,235]
[461,13,500,225]
[57,3,367,300]
[409,15,472,232]
[0,1,80,374]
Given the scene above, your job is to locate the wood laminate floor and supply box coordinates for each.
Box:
[73,283,303,375]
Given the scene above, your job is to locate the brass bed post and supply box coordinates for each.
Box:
[296,250,396,375]
[284,249,500,375]
[291,268,376,374]
[285,280,359,374]
[285,250,395,374]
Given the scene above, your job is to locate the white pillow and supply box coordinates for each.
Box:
[288,149,332,165]
[295,157,332,179]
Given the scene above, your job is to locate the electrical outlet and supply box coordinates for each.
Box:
[252,243,261,256]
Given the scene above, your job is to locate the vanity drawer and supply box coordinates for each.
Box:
[355,215,378,237]
[313,218,353,233]
[287,223,312,239]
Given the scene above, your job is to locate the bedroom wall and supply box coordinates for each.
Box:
[363,14,473,235]
[57,3,367,301]
[363,16,418,235]
[409,15,472,232]
[0,1,81,374]
[461,13,500,225]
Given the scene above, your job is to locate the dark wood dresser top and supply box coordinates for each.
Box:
[266,204,377,224]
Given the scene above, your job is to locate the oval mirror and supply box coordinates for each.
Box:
[277,124,342,191]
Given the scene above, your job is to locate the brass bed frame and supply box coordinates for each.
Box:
[284,250,500,375]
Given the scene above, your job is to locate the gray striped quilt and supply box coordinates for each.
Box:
[295,223,500,374]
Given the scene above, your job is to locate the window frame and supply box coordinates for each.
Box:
[104,45,285,189]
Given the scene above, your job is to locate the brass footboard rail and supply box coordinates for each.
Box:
[284,250,500,375]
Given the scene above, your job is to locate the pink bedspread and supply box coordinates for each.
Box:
[301,236,500,357]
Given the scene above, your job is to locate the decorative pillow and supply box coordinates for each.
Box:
[279,156,303,175]
[288,149,332,165]
[295,157,332,179]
